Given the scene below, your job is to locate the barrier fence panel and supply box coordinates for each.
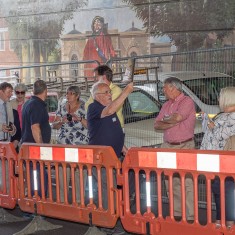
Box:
[0,142,18,209]
[17,143,121,228]
[119,147,235,235]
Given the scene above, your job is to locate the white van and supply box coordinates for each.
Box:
[135,71,235,118]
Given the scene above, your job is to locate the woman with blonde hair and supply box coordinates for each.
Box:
[201,87,235,228]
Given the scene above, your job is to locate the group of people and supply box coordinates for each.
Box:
[154,77,235,228]
[52,64,129,157]
[0,65,234,231]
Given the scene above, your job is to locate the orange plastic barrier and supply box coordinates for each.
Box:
[0,141,18,209]
[119,147,235,235]
[17,143,121,228]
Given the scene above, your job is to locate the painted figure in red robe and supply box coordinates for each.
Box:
[83,16,116,78]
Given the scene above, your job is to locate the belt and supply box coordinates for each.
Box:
[0,139,8,141]
[167,137,194,145]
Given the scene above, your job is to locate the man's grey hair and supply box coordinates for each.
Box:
[90,82,108,99]
[14,83,28,92]
[164,77,182,92]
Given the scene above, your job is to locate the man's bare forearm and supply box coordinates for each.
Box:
[102,82,133,117]
[154,121,177,130]
[31,124,43,143]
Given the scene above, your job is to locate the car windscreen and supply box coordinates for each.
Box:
[183,76,235,105]
[123,90,161,124]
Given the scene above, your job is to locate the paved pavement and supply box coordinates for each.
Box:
[0,203,215,235]
[0,207,90,235]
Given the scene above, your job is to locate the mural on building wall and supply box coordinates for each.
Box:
[0,0,235,80]
[83,16,116,78]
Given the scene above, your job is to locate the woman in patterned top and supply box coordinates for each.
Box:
[201,87,235,228]
[52,85,89,145]
[52,85,89,203]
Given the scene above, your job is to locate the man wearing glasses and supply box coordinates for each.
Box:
[87,82,133,234]
[87,82,133,158]
[154,77,196,223]
[85,65,124,129]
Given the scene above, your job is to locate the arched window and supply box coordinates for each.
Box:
[70,54,78,77]
[130,51,138,67]
[130,51,137,57]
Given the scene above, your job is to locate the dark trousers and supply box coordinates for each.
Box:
[212,178,235,221]
[91,167,118,210]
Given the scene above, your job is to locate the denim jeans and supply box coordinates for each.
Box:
[212,178,235,221]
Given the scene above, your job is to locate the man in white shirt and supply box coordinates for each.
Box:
[0,82,16,141]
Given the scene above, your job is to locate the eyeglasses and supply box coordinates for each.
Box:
[66,92,76,96]
[96,90,112,95]
[15,91,26,95]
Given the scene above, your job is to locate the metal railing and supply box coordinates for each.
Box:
[1,46,235,94]
[0,60,100,95]
[108,46,235,77]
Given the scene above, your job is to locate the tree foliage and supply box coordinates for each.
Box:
[0,0,87,69]
[122,0,235,51]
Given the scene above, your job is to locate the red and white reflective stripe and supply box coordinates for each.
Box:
[137,151,235,173]
[28,146,94,163]
[197,154,219,172]
[157,152,177,169]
